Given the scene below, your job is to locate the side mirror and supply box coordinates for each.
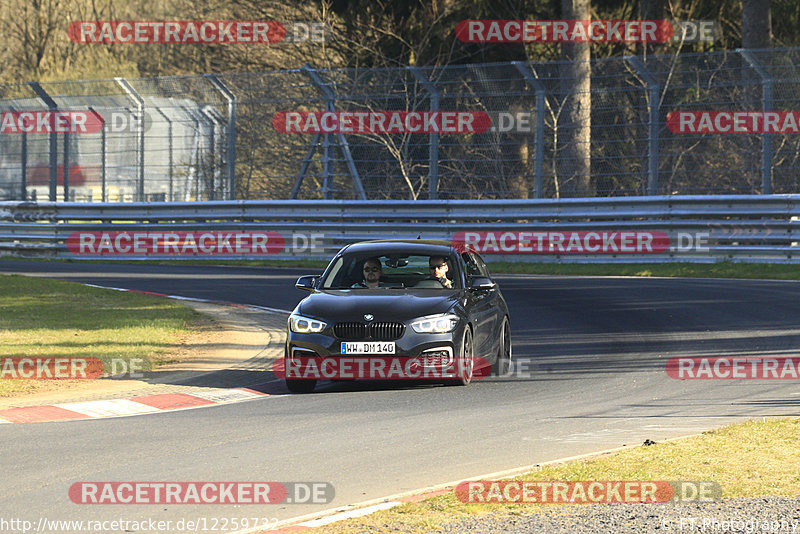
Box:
[295,275,318,292]
[469,277,496,291]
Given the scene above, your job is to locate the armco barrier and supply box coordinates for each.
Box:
[2,195,800,263]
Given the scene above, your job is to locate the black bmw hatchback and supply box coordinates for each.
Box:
[284,240,511,393]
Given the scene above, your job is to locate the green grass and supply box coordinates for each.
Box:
[0,274,208,396]
[312,418,800,533]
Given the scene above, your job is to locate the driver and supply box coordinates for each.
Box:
[352,257,385,289]
[429,256,453,288]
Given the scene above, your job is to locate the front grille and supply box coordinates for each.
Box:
[334,322,367,340]
[369,322,405,341]
[333,321,405,340]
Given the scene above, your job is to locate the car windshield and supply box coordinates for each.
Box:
[320,253,460,289]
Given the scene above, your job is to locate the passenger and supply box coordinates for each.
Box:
[429,256,453,288]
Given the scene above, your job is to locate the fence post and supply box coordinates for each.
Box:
[153,107,173,202]
[89,107,106,202]
[209,114,217,201]
[181,105,203,201]
[27,82,58,202]
[11,101,28,200]
[204,74,236,200]
[21,130,27,201]
[409,67,439,200]
[626,56,660,196]
[738,49,774,195]
[512,61,546,198]
[63,128,70,201]
[201,106,226,200]
[323,121,332,198]
[301,65,366,200]
[115,78,146,202]
[101,122,106,202]
[292,133,321,199]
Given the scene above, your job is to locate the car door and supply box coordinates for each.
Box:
[461,252,500,359]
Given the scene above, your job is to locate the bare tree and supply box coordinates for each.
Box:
[558,0,592,197]
[742,0,771,49]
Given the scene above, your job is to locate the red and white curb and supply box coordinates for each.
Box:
[0,387,272,424]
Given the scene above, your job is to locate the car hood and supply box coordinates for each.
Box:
[297,289,462,322]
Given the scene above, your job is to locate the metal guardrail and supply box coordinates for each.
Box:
[2,196,800,263]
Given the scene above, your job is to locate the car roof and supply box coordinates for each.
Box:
[341,239,456,256]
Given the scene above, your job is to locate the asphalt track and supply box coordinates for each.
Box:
[2,260,800,531]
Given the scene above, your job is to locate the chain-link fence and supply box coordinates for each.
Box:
[1,46,799,202]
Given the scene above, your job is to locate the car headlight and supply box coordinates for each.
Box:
[410,313,460,334]
[289,314,328,333]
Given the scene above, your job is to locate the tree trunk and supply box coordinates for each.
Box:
[558,0,592,197]
[742,0,772,49]
[637,0,664,58]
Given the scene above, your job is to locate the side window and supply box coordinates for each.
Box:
[471,253,491,277]
[461,252,482,282]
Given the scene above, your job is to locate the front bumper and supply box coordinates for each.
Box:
[285,325,466,380]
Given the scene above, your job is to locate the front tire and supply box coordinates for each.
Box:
[492,317,512,376]
[448,327,474,386]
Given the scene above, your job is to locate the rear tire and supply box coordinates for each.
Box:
[286,379,317,393]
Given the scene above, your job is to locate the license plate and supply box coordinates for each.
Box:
[341,342,396,354]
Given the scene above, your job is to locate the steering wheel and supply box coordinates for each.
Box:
[414,277,445,288]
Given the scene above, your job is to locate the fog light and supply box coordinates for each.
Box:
[292,348,318,358]
[419,348,453,367]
